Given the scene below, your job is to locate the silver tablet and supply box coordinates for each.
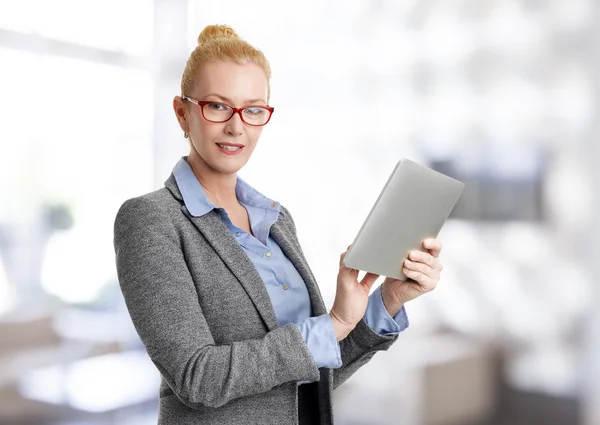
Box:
[342,158,465,280]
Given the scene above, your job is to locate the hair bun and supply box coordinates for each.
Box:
[197,24,240,45]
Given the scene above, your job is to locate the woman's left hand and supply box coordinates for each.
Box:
[381,238,443,317]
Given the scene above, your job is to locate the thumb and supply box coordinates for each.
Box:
[339,244,353,269]
[360,272,380,291]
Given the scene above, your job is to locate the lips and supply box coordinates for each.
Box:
[216,142,244,148]
[216,143,244,155]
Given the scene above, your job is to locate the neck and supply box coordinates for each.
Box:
[186,151,238,208]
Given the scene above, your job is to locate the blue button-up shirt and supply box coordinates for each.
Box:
[173,156,408,370]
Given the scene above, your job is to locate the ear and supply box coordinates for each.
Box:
[173,96,189,133]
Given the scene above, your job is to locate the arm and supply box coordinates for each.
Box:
[335,239,446,389]
[295,304,405,388]
[279,205,403,388]
[333,318,398,389]
[363,285,409,335]
[114,197,320,409]
[281,208,444,390]
[333,287,410,388]
[296,314,342,369]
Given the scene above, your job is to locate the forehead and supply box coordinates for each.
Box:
[194,61,268,103]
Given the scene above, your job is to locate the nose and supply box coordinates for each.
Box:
[224,111,244,137]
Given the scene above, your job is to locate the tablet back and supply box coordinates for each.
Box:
[342,158,465,280]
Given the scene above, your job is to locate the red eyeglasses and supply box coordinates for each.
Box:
[183,96,274,126]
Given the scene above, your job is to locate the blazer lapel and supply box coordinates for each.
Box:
[165,173,279,330]
[270,223,328,317]
[183,205,280,331]
[165,172,327,325]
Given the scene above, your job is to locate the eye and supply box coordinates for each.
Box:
[206,103,228,111]
[244,107,267,115]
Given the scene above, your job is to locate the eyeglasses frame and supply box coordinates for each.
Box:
[182,96,274,126]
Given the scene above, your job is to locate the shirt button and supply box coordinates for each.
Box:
[236,231,242,237]
[282,284,289,290]
[264,223,269,227]
[271,202,276,208]
[265,252,271,257]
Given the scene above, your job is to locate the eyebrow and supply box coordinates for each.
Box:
[203,93,267,105]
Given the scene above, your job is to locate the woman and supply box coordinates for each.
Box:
[113,24,443,425]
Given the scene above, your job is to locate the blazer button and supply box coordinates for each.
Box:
[282,284,289,290]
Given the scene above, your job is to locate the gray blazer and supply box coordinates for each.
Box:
[113,172,399,424]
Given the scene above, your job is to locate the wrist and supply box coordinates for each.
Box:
[329,312,355,341]
[381,285,404,318]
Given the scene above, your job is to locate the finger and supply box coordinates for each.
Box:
[422,238,442,258]
[339,251,347,268]
[434,258,444,272]
[340,250,359,272]
[408,250,435,268]
[405,257,444,276]
[404,259,437,279]
[402,267,437,291]
[360,272,380,291]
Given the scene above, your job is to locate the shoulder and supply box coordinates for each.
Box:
[114,187,179,237]
[278,204,297,234]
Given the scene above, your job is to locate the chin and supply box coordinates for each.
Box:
[209,157,248,175]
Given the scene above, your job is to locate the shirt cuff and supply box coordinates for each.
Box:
[363,284,410,335]
[295,314,343,369]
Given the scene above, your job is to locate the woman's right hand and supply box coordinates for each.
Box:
[329,245,380,341]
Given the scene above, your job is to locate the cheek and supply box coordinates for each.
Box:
[246,127,263,145]
[193,120,221,143]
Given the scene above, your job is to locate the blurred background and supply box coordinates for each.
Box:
[0,0,598,424]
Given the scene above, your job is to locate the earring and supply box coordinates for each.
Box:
[184,132,189,138]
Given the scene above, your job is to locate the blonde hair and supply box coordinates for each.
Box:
[180,24,272,101]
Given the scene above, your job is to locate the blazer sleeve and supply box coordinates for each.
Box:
[113,197,321,409]
[332,319,398,389]
[279,205,400,390]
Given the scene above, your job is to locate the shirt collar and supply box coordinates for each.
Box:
[172,156,280,217]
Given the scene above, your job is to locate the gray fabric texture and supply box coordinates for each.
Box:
[113,173,399,424]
